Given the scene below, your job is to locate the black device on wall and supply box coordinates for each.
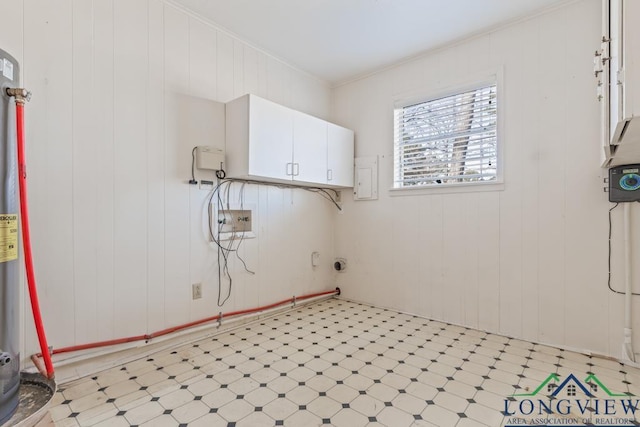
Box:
[609,164,640,202]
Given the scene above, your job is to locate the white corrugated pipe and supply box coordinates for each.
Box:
[623,202,635,362]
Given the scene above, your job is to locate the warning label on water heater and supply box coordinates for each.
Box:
[1,58,14,81]
[0,214,18,262]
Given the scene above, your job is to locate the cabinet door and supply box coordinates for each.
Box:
[293,111,328,184]
[249,95,293,180]
[609,0,640,144]
[622,0,640,121]
[327,123,354,187]
[610,0,624,143]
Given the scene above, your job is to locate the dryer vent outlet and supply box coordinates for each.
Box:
[334,258,347,272]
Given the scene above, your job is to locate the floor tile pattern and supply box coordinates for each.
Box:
[48,298,640,426]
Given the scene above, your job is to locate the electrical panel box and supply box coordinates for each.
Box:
[354,156,378,200]
[609,164,640,202]
[196,146,225,171]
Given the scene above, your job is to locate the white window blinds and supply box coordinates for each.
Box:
[394,84,498,188]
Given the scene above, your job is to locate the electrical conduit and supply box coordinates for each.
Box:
[34,288,339,360]
[623,202,635,362]
[8,88,55,379]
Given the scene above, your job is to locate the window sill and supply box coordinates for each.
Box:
[389,180,504,197]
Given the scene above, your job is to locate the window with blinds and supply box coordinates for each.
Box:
[394,83,498,188]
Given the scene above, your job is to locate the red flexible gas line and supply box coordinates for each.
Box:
[35,288,339,360]
[15,98,55,379]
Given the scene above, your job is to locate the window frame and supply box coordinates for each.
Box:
[390,71,504,196]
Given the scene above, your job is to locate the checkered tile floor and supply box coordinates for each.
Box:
[48,298,640,426]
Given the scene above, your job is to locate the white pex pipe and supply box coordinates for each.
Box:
[623,202,635,362]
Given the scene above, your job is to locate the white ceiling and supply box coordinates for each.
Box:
[173,0,568,85]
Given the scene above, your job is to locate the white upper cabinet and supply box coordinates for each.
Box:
[604,0,640,166]
[249,95,293,180]
[327,123,355,187]
[226,94,354,188]
[293,110,328,184]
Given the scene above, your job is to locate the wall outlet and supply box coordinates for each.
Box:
[311,251,320,267]
[192,283,202,300]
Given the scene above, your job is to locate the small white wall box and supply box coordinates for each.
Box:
[215,205,256,241]
[218,209,252,234]
[196,146,225,171]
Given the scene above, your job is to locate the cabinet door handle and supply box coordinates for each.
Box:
[327,169,333,181]
[293,163,300,176]
[286,163,293,176]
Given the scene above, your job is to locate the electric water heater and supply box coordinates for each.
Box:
[0,47,20,424]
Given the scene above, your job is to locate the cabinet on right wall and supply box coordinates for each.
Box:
[327,123,355,187]
[603,0,640,166]
[225,94,354,188]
